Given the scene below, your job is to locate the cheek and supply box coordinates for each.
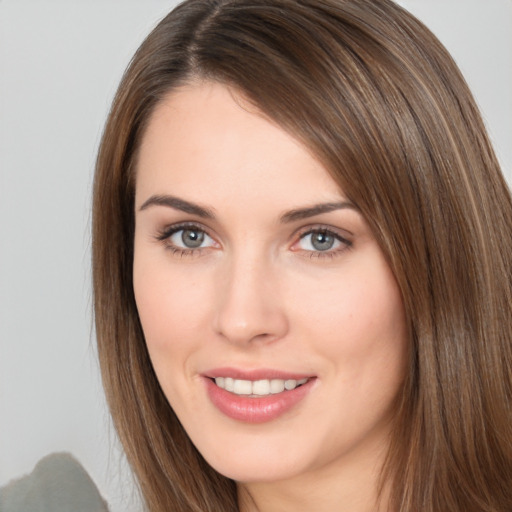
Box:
[291,254,407,372]
[133,261,213,415]
[133,251,211,361]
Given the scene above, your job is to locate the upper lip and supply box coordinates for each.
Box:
[203,367,315,381]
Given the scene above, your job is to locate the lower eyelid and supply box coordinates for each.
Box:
[168,246,205,257]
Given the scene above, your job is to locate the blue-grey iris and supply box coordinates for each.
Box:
[181,229,205,248]
[311,232,335,251]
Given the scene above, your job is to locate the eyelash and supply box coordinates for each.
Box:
[155,223,352,259]
[156,222,216,258]
[293,226,353,259]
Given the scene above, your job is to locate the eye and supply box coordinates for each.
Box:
[299,231,339,251]
[170,228,214,249]
[157,223,217,254]
[292,228,352,257]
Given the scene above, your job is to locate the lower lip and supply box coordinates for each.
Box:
[204,378,315,423]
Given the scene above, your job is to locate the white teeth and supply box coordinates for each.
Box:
[224,377,234,392]
[214,377,309,396]
[284,379,297,390]
[269,379,285,394]
[252,379,270,395]
[233,379,252,395]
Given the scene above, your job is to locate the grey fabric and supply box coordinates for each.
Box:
[0,453,109,512]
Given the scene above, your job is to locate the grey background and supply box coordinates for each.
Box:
[1,1,511,511]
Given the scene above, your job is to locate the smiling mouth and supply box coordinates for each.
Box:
[212,377,309,397]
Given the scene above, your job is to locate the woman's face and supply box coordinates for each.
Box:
[133,82,408,485]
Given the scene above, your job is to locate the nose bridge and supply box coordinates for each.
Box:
[213,244,288,345]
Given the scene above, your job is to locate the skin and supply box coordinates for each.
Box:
[133,81,408,512]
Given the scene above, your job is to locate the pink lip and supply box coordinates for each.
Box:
[203,368,316,424]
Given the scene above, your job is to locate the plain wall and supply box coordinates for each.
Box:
[1,1,510,511]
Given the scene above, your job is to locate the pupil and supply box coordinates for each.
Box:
[312,232,334,251]
[182,229,204,248]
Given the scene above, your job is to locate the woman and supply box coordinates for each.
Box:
[92,0,512,510]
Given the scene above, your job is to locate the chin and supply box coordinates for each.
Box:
[196,432,315,483]
[208,457,300,483]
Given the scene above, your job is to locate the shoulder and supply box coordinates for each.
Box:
[0,452,109,512]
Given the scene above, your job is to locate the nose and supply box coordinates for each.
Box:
[212,253,289,346]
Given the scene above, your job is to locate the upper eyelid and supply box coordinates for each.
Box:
[293,224,353,242]
[157,221,213,239]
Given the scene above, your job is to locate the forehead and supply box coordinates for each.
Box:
[135,81,344,210]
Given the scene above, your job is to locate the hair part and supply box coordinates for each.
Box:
[93,1,512,510]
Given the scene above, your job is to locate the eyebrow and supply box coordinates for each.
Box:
[139,194,215,218]
[139,194,356,223]
[279,201,356,223]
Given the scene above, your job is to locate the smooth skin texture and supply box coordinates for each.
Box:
[133,81,408,512]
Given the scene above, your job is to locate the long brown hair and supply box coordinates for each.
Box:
[92,0,512,510]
